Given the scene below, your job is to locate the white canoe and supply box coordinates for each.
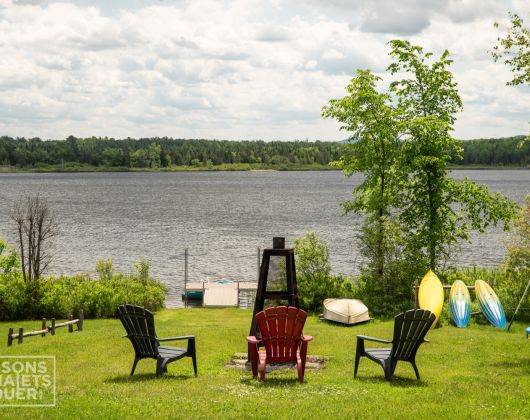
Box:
[322,298,370,325]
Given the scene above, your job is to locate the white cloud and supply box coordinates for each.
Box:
[0,0,528,140]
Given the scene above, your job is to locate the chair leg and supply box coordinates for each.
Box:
[391,361,398,375]
[411,360,420,380]
[354,353,362,378]
[130,357,139,376]
[297,356,304,383]
[354,338,364,378]
[156,359,166,378]
[258,355,266,381]
[298,342,308,383]
[191,354,198,376]
[188,338,197,376]
[384,361,393,381]
[248,342,258,378]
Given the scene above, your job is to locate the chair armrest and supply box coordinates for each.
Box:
[247,336,262,344]
[157,335,195,342]
[356,335,391,344]
[301,335,313,342]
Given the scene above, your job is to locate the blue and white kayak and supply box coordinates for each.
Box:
[449,280,471,328]
[475,280,506,329]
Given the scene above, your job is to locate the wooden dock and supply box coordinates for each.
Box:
[185,281,257,308]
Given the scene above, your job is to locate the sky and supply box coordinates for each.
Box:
[0,0,529,141]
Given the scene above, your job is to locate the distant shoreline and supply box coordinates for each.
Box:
[0,164,528,173]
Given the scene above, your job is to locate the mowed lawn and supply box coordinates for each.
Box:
[1,308,528,419]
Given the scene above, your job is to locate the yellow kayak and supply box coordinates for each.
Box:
[418,270,444,327]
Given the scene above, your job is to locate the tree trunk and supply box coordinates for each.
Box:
[427,173,436,270]
[16,221,27,283]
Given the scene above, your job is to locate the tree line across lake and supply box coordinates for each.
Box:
[0,135,528,169]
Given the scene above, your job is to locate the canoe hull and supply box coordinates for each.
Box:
[449,280,471,328]
[322,298,370,325]
[475,280,506,329]
[418,270,444,327]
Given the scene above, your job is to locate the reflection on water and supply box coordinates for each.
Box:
[0,170,528,307]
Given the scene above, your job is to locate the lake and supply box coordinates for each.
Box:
[0,170,528,307]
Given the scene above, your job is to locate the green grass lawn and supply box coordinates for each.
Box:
[1,309,528,419]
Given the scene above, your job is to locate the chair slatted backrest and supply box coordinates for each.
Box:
[118,304,159,358]
[391,309,435,361]
[255,306,307,363]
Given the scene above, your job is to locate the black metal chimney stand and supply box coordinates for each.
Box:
[249,240,299,337]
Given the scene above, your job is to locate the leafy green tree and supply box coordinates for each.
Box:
[322,69,401,280]
[129,148,148,168]
[321,41,519,314]
[492,13,530,146]
[492,13,530,86]
[388,40,518,269]
[146,143,161,168]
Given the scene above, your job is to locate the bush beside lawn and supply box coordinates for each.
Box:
[1,308,528,419]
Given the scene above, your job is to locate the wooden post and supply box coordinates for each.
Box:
[41,318,47,337]
[184,248,188,309]
[50,318,55,335]
[237,281,240,308]
[68,314,74,332]
[18,327,23,344]
[507,279,530,332]
[78,310,84,331]
[8,328,13,347]
[256,247,260,282]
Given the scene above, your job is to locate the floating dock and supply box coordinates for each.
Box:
[185,281,257,308]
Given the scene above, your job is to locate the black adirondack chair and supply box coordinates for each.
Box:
[354,309,435,381]
[117,304,197,377]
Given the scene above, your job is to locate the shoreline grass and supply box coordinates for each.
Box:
[0,163,528,173]
[1,308,528,418]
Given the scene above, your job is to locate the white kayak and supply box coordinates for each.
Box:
[322,298,371,325]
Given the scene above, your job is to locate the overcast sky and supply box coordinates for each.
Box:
[1,0,529,141]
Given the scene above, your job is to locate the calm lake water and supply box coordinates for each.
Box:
[0,170,528,307]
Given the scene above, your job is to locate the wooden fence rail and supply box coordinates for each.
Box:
[7,310,84,347]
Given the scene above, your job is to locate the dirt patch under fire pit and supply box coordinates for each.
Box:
[225,353,328,372]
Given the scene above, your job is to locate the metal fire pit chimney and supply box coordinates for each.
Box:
[273,237,285,249]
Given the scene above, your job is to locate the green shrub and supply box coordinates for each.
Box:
[355,259,420,318]
[297,273,356,313]
[353,218,427,318]
[0,273,27,320]
[0,257,167,321]
[294,232,356,313]
[38,276,75,318]
[500,197,530,321]
[96,259,114,281]
[0,239,19,274]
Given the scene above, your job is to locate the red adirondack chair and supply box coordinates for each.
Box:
[247,306,313,383]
